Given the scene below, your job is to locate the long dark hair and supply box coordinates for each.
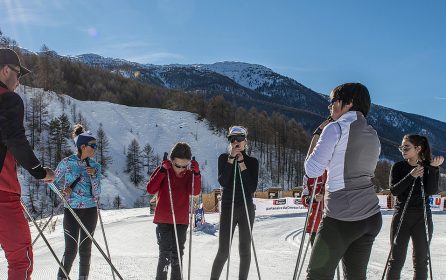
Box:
[403,134,432,163]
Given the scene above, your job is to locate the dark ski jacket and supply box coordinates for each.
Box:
[390,160,439,214]
[147,166,201,224]
[0,83,46,194]
[218,152,259,208]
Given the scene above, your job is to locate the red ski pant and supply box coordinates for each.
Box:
[0,190,33,280]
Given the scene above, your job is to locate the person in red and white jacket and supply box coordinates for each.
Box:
[0,48,55,280]
[301,171,326,245]
[147,142,201,280]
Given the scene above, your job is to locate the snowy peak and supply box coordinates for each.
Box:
[76,53,138,68]
[196,62,277,90]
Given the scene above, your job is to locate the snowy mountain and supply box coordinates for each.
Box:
[17,85,230,209]
[74,55,446,161]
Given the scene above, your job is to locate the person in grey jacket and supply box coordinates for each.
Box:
[304,83,382,280]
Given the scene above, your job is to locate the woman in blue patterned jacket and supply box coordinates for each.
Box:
[53,124,101,280]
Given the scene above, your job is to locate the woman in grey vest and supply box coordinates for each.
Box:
[304,83,382,280]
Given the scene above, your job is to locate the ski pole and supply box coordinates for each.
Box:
[297,198,321,279]
[381,179,416,280]
[48,183,124,280]
[164,152,184,280]
[420,176,433,280]
[188,156,198,280]
[33,177,81,245]
[237,163,262,280]
[97,202,116,280]
[86,158,116,280]
[21,199,72,280]
[225,157,238,280]
[32,200,64,246]
[293,177,318,280]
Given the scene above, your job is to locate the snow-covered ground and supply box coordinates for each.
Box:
[1,209,445,279]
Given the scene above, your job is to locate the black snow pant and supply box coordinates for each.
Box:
[306,212,382,280]
[155,223,188,280]
[57,207,98,279]
[386,211,433,280]
[210,204,255,280]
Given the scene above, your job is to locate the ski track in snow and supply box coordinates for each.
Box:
[1,209,445,279]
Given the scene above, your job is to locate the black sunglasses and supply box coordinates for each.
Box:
[329,97,339,105]
[398,145,413,152]
[173,162,189,169]
[7,65,21,79]
[229,135,246,143]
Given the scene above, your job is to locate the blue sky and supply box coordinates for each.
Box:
[1,0,445,122]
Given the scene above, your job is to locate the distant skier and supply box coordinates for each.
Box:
[304,83,382,280]
[385,135,443,279]
[194,203,205,228]
[0,48,55,280]
[53,124,101,280]
[147,142,201,280]
[210,126,259,280]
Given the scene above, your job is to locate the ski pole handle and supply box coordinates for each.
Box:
[163,152,168,161]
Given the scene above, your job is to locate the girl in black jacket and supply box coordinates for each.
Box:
[386,134,443,280]
[210,126,259,280]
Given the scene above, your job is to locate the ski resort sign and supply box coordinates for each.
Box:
[254,197,306,216]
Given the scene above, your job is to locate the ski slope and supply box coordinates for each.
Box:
[17,86,229,208]
[1,209,445,279]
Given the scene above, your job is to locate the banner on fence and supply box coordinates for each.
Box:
[254,197,306,215]
[253,195,445,216]
[429,195,444,211]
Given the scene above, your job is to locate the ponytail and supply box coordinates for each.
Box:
[72,124,85,139]
[72,124,85,155]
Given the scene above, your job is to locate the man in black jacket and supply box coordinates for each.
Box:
[0,48,55,280]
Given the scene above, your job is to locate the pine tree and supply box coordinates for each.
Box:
[125,139,143,186]
[35,45,66,92]
[113,195,122,209]
[49,114,71,166]
[142,143,157,175]
[96,124,112,173]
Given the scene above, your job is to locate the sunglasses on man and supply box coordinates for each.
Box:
[228,135,246,143]
[7,65,21,79]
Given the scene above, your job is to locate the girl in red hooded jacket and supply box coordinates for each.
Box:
[147,142,201,280]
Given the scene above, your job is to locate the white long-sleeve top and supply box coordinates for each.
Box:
[305,111,381,221]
